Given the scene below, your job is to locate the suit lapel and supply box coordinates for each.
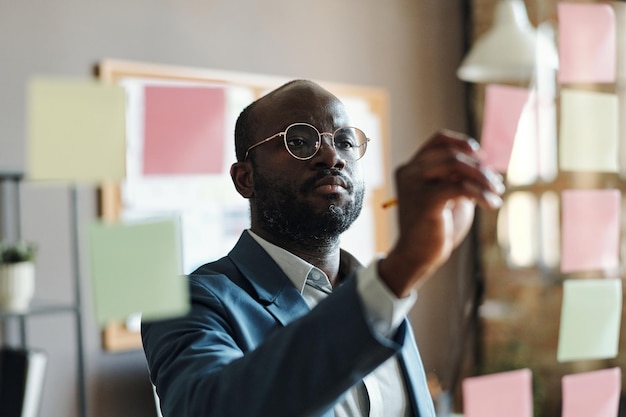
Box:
[227,231,310,326]
[399,322,436,417]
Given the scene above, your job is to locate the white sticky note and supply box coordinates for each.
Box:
[557,279,622,362]
[559,89,618,172]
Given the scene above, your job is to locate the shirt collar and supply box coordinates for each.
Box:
[248,230,319,294]
[247,229,364,294]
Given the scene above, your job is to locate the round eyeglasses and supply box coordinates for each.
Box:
[244,123,370,161]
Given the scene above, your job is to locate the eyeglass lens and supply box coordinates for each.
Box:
[284,124,367,161]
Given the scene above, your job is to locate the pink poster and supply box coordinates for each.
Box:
[143,86,226,175]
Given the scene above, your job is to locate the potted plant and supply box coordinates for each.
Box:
[0,240,37,312]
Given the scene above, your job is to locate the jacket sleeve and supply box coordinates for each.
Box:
[141,275,408,417]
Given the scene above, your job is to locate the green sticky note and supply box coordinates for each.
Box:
[27,77,126,182]
[557,279,622,362]
[89,218,189,326]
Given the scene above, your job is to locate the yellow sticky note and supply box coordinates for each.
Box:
[88,218,189,326]
[27,77,126,182]
[557,279,622,362]
[559,89,618,172]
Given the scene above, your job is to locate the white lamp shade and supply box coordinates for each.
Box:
[457,0,556,83]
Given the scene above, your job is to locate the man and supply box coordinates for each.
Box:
[141,80,504,416]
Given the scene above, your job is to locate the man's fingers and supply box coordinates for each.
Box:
[461,181,503,209]
[409,149,505,200]
[418,129,482,156]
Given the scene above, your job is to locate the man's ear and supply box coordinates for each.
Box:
[230,162,254,198]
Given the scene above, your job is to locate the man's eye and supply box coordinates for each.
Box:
[287,137,308,148]
[334,136,356,150]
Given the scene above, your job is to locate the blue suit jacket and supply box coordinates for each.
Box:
[142,231,436,417]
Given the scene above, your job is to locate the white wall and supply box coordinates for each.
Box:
[0,1,469,415]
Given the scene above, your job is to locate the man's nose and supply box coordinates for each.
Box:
[319,134,335,151]
[314,134,346,168]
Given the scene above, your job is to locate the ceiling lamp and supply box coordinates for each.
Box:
[457,0,557,83]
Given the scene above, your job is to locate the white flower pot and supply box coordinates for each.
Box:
[0,262,35,312]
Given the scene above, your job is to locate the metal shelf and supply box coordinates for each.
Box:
[0,300,79,318]
[0,174,88,417]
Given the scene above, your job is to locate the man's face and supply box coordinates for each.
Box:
[248,82,365,243]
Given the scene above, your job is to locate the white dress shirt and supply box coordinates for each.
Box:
[249,231,417,417]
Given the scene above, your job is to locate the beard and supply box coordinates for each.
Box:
[251,167,365,245]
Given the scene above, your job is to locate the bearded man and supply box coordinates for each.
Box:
[141,80,504,417]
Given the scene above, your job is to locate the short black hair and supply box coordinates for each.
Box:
[233,100,258,162]
[233,80,309,162]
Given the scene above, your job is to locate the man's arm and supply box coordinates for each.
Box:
[142,275,406,417]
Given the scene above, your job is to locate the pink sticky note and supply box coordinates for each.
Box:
[560,189,621,273]
[480,84,532,173]
[143,86,226,175]
[558,3,616,84]
[463,369,533,417]
[562,367,621,417]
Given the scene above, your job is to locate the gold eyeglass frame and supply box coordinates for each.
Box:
[244,122,370,161]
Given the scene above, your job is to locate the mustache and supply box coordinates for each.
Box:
[300,169,353,193]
